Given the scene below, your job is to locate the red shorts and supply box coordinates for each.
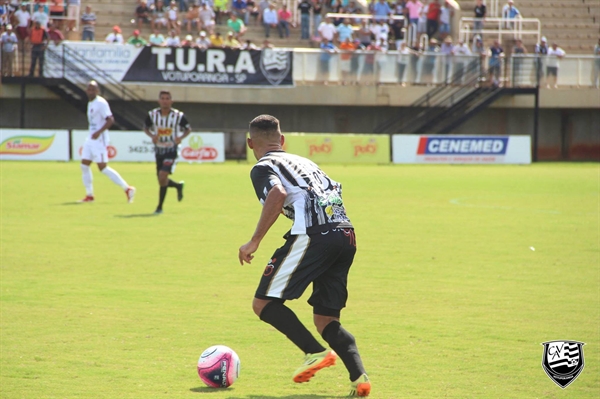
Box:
[16,26,28,40]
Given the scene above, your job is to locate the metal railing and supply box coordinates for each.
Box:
[459,17,541,45]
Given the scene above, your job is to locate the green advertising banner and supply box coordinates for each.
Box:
[247,133,390,164]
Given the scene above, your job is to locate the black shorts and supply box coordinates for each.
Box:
[255,228,357,313]
[546,66,558,77]
[156,152,178,174]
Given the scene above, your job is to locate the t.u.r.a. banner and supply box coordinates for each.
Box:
[122,46,293,86]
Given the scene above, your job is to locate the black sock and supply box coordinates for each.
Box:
[321,321,366,381]
[158,186,167,209]
[167,179,180,188]
[259,301,326,354]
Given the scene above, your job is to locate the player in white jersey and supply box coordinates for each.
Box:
[78,81,136,203]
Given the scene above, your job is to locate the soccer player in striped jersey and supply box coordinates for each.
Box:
[238,115,371,397]
[143,91,191,214]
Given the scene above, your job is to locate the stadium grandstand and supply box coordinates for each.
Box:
[0,0,598,161]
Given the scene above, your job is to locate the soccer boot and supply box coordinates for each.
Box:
[177,181,184,202]
[125,186,136,203]
[292,350,337,383]
[349,373,371,397]
[154,208,163,215]
[78,195,95,203]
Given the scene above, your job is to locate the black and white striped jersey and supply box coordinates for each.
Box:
[144,108,191,155]
[250,151,353,235]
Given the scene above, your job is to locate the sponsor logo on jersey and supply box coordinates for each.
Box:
[157,128,173,137]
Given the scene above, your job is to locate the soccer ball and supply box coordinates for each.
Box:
[197,345,240,388]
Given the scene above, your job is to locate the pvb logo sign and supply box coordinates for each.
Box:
[541,340,585,388]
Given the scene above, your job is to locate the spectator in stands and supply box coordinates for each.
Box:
[312,0,323,38]
[149,28,166,45]
[105,25,124,44]
[277,4,291,38]
[66,0,80,32]
[223,30,241,47]
[371,18,389,44]
[261,38,273,48]
[501,0,519,29]
[357,20,371,48]
[28,20,47,76]
[390,16,404,50]
[330,0,343,26]
[405,0,422,27]
[417,0,428,35]
[318,16,336,42]
[0,0,12,27]
[534,36,548,86]
[152,1,168,31]
[13,3,30,43]
[49,0,64,29]
[417,37,438,84]
[546,42,565,88]
[241,38,258,49]
[319,37,336,83]
[183,3,200,33]
[593,39,600,88]
[336,18,353,43]
[452,38,471,83]
[213,0,227,25]
[136,1,151,32]
[339,36,356,84]
[167,1,180,34]
[32,3,49,29]
[372,0,391,23]
[257,0,269,26]
[178,0,188,13]
[1,24,17,77]
[262,3,277,38]
[426,0,440,39]
[181,33,194,47]
[440,35,452,83]
[488,39,504,82]
[397,41,416,85]
[80,5,96,41]
[232,0,249,25]
[196,30,211,48]
[511,38,526,85]
[247,0,259,25]
[298,0,311,39]
[198,3,215,33]
[473,0,485,33]
[47,21,63,44]
[227,13,246,38]
[362,38,381,84]
[438,0,452,39]
[165,29,180,46]
[209,31,223,47]
[127,29,148,46]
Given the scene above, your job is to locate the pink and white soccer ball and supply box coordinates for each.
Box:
[197,345,240,388]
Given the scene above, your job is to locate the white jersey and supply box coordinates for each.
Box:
[87,95,112,144]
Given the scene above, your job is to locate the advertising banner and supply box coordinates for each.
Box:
[45,42,293,86]
[247,133,390,164]
[0,129,69,161]
[392,135,531,164]
[72,131,225,163]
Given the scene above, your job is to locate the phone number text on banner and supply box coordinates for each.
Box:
[122,47,293,86]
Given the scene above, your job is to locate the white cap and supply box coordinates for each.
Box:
[199,31,206,36]
[541,36,547,42]
[185,34,193,41]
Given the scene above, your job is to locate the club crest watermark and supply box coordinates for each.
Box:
[541,340,585,388]
[260,49,291,86]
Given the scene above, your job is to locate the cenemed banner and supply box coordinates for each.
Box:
[247,133,390,164]
[392,134,531,164]
[72,131,225,162]
[44,42,293,86]
[0,129,69,161]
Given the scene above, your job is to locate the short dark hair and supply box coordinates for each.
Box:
[249,115,280,135]
[159,90,171,97]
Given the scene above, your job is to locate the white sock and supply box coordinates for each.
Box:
[102,166,129,190]
[80,164,93,196]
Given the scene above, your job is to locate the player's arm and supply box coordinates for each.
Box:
[239,166,287,265]
[91,116,114,140]
[175,114,192,144]
[143,114,158,143]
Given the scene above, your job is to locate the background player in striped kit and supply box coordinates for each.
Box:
[238,115,371,397]
[143,91,191,214]
[79,81,136,203]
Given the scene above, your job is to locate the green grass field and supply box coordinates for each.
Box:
[1,161,598,399]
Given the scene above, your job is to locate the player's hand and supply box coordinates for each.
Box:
[174,137,182,145]
[151,135,158,144]
[91,132,100,140]
[238,240,259,265]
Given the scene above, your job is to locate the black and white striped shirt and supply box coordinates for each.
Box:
[250,151,353,235]
[144,108,191,155]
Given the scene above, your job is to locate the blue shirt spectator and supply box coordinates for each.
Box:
[336,20,353,42]
[502,1,520,19]
[373,0,391,21]
[320,40,336,61]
